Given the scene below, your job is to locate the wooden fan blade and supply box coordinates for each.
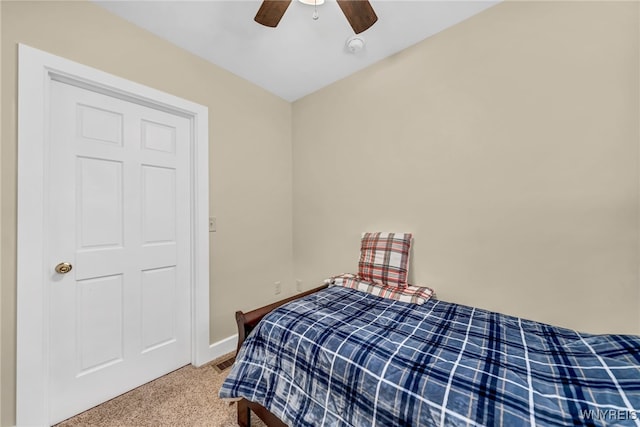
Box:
[336,0,378,34]
[254,0,293,28]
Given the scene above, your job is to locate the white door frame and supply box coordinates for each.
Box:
[16,44,210,426]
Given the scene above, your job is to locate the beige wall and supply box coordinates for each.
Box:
[1,1,293,425]
[293,1,640,335]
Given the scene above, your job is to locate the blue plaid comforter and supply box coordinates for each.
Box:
[219,286,640,426]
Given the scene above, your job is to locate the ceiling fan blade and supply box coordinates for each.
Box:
[336,0,378,34]
[254,0,293,28]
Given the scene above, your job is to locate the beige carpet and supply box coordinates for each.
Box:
[55,353,267,427]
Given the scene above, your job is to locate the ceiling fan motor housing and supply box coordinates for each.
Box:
[255,0,378,34]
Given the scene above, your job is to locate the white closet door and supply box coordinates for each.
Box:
[48,80,191,424]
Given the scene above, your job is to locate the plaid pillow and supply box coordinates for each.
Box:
[331,274,435,305]
[359,232,412,287]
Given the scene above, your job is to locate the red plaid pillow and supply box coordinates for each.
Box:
[358,232,412,287]
[331,274,435,305]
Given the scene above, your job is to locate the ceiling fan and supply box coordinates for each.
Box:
[254,0,378,34]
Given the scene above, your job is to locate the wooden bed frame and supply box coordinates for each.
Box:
[233,285,328,427]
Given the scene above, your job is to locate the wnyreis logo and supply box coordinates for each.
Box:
[580,409,638,422]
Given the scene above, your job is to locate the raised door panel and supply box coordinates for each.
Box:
[76,157,123,249]
[141,165,176,245]
[141,267,177,353]
[77,274,124,375]
[77,104,123,146]
[141,119,176,153]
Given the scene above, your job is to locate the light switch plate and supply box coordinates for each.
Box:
[209,216,216,232]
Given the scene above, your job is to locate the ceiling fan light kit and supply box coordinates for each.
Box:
[298,0,325,5]
[254,0,378,34]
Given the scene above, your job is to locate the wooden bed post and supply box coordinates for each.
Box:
[235,311,248,353]
[237,398,251,427]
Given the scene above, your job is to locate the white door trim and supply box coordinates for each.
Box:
[16,44,210,426]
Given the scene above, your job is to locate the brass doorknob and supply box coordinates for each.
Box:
[55,262,73,274]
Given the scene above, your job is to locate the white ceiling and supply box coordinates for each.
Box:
[94,0,500,101]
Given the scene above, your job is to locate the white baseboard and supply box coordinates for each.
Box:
[200,334,238,366]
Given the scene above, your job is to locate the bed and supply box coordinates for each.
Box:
[220,284,640,426]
